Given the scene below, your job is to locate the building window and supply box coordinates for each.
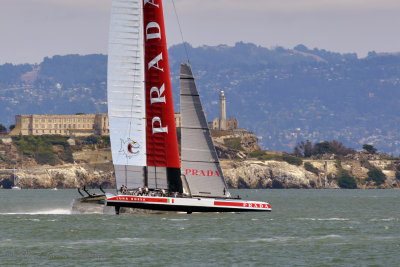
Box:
[48,125,51,128]
[64,124,66,128]
[68,124,71,128]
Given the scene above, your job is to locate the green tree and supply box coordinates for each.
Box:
[367,168,386,186]
[312,141,333,155]
[338,174,357,189]
[336,168,357,189]
[85,135,100,144]
[0,124,7,134]
[363,144,377,154]
[293,140,312,158]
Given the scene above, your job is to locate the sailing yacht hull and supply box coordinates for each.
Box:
[106,195,271,213]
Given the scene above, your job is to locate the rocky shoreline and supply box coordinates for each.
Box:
[1,134,400,189]
[1,157,399,190]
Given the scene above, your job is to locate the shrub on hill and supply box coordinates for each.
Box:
[293,140,355,158]
[367,168,386,186]
[395,171,400,180]
[12,135,71,165]
[338,173,357,189]
[59,147,74,163]
[282,154,302,166]
[363,144,377,154]
[224,137,243,151]
[304,162,319,175]
[335,163,357,189]
[0,124,7,135]
[249,151,302,166]
[249,150,266,158]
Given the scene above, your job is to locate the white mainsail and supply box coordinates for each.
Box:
[108,0,146,189]
[180,63,230,198]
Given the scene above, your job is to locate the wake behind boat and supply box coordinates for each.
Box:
[105,0,271,213]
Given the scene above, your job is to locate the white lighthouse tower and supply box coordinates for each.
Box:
[219,91,226,130]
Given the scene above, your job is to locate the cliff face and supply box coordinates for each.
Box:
[0,142,115,189]
[221,160,337,189]
[1,163,115,189]
[221,158,400,189]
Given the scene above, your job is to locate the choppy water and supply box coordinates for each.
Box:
[0,189,399,266]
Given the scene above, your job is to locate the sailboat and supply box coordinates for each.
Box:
[11,165,21,190]
[105,0,271,213]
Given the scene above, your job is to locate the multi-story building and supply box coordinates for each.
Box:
[9,113,184,136]
[9,114,109,136]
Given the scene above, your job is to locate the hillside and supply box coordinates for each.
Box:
[1,43,400,154]
[1,134,399,189]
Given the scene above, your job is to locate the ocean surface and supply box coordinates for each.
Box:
[0,189,399,266]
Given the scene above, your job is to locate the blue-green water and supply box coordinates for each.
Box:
[0,189,399,266]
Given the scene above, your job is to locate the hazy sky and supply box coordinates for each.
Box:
[1,0,400,64]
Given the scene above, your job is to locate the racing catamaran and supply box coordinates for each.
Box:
[105,0,271,213]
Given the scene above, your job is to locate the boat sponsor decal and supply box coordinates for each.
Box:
[214,201,271,209]
[143,0,180,168]
[185,169,220,177]
[109,196,169,203]
[119,138,140,158]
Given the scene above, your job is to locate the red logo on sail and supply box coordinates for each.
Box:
[185,169,220,177]
[119,138,140,158]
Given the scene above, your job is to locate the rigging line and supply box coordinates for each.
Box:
[171,0,190,63]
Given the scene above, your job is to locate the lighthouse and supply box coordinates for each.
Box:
[219,91,226,130]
